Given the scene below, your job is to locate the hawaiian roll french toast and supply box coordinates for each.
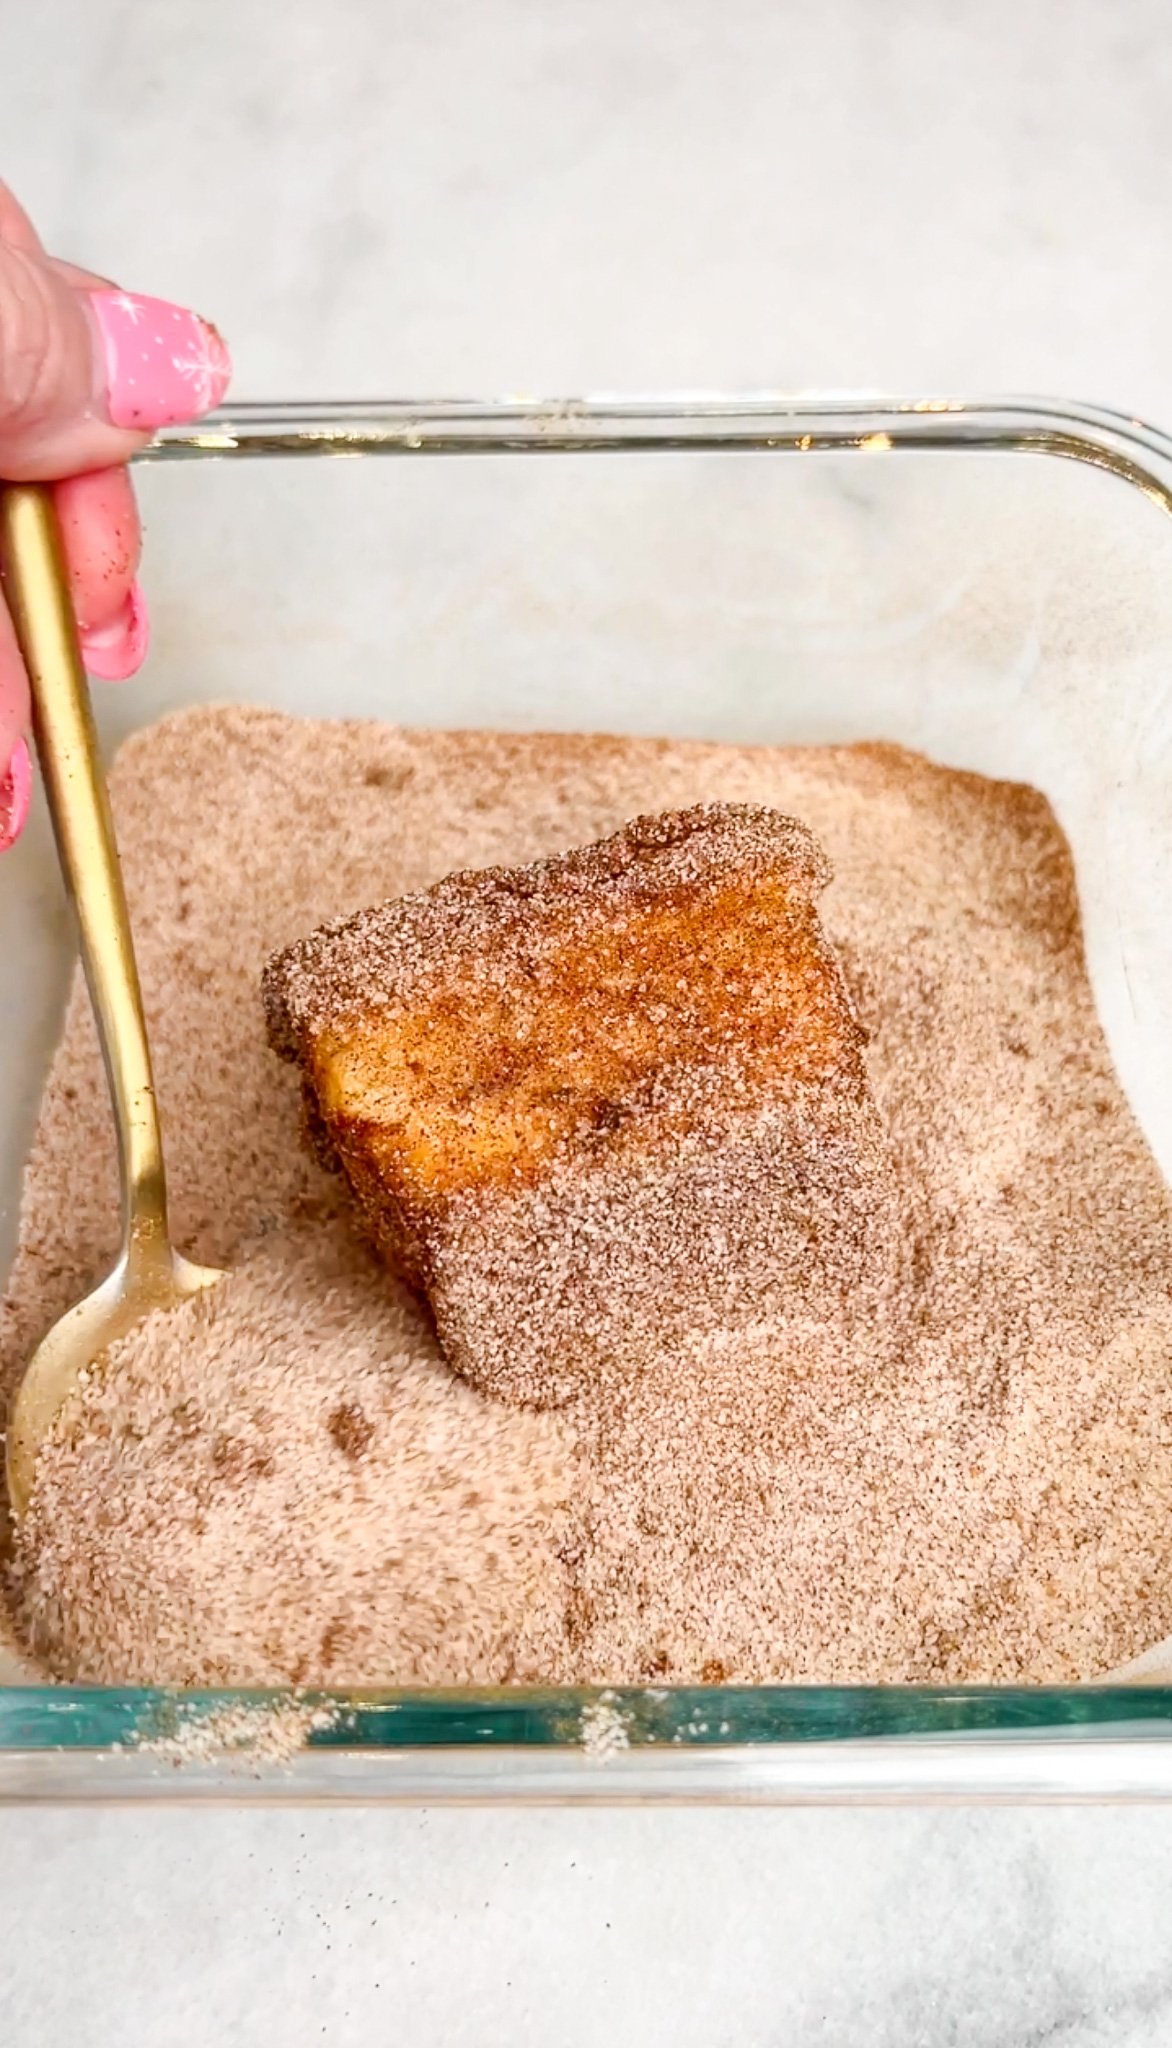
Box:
[263,803,893,1404]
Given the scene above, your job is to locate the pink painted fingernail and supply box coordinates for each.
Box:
[0,738,32,852]
[88,291,231,429]
[80,579,150,681]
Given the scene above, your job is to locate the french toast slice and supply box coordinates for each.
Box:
[263,803,892,1403]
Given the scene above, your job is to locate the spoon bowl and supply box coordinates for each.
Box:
[5,1245,223,1521]
[0,483,225,1521]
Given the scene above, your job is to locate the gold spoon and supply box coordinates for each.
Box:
[0,483,223,1520]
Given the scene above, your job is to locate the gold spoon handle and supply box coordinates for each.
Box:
[0,483,171,1278]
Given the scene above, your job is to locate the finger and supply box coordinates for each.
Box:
[0,185,113,288]
[55,466,140,628]
[0,242,143,475]
[55,466,148,678]
[0,181,44,254]
[52,258,116,291]
[0,733,32,851]
[0,185,113,290]
[0,243,231,479]
[0,190,115,291]
[0,592,30,850]
[0,461,147,853]
[0,190,117,299]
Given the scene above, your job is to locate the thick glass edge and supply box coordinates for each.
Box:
[13,1741,1172,1805]
[8,390,1172,1790]
[144,392,1172,523]
[8,1693,1172,1804]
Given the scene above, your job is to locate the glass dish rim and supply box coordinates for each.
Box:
[7,389,1172,1802]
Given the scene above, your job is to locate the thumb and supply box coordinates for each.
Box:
[0,243,230,481]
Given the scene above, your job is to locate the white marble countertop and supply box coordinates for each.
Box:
[5,1,1172,2040]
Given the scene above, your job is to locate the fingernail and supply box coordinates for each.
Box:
[0,738,32,852]
[80,579,150,680]
[88,291,231,429]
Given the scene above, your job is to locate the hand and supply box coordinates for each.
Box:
[0,182,230,850]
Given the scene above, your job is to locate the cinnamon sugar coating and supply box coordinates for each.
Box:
[263,804,894,1403]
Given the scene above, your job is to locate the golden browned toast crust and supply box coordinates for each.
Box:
[264,803,893,1402]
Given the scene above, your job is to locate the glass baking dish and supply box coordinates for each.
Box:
[6,393,1172,1803]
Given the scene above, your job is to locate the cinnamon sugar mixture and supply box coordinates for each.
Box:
[6,706,1172,1685]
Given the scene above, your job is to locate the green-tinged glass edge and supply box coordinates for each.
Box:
[4,1686,1172,1753]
